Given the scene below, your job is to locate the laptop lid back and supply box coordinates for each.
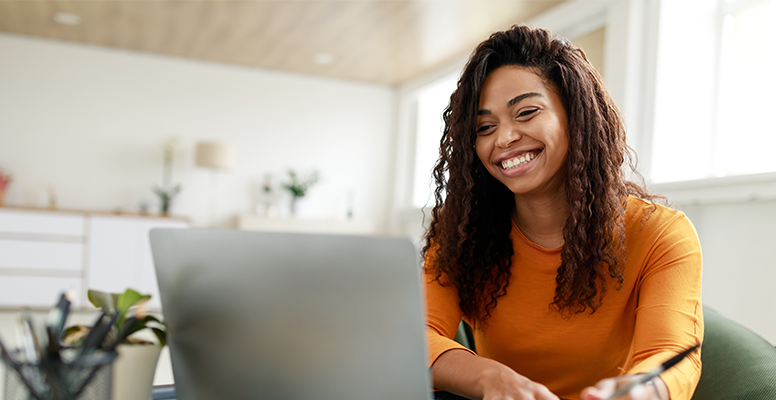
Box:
[150,229,432,400]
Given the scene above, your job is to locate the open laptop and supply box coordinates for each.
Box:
[150,228,433,400]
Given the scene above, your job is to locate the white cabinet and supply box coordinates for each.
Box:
[86,216,188,310]
[0,207,189,309]
[0,208,86,307]
[0,276,83,307]
[0,209,85,236]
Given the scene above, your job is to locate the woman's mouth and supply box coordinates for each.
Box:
[500,150,541,170]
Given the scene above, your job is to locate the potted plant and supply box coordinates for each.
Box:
[281,169,320,216]
[152,137,182,216]
[65,288,166,400]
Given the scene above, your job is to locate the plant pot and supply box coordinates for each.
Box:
[112,344,162,400]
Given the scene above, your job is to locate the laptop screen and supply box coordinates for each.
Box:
[150,229,432,400]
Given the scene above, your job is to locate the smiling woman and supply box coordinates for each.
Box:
[422,25,703,400]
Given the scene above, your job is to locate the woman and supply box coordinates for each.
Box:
[423,25,703,400]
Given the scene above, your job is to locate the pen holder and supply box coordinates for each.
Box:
[2,349,116,400]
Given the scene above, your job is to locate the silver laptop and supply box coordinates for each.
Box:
[150,228,432,400]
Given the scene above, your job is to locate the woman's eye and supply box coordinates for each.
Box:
[517,109,538,118]
[476,125,494,134]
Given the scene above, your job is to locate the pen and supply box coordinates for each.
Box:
[19,312,42,363]
[45,292,72,360]
[75,311,116,364]
[606,344,700,399]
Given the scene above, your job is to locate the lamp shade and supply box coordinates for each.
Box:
[195,142,236,170]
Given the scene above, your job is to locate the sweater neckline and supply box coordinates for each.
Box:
[510,218,564,254]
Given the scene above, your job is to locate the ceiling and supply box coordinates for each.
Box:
[0,0,565,86]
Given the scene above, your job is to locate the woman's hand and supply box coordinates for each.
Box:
[432,349,559,400]
[477,362,559,400]
[580,375,668,400]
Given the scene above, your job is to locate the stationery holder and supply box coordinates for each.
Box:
[2,349,115,400]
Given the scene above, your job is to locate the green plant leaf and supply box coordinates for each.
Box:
[117,315,167,345]
[122,317,147,341]
[142,315,166,329]
[116,288,150,317]
[87,290,116,313]
[151,327,167,347]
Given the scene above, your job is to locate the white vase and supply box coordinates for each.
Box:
[112,344,162,400]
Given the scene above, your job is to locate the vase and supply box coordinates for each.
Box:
[290,196,301,216]
[0,189,4,207]
[112,344,162,400]
[160,198,171,216]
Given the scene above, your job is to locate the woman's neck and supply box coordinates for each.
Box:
[513,189,569,249]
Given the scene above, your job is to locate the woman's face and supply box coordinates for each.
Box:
[475,65,569,196]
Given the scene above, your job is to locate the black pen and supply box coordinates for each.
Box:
[45,292,72,360]
[606,344,700,399]
[75,311,116,364]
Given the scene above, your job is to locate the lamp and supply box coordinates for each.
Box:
[195,141,236,226]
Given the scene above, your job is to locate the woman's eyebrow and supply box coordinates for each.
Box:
[506,92,543,107]
[478,92,544,115]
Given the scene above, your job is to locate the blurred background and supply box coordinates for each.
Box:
[0,0,774,348]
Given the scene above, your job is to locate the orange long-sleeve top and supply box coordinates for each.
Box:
[425,197,703,400]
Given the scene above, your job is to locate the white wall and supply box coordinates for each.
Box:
[682,200,776,344]
[0,33,396,229]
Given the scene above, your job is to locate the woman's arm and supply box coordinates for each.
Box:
[579,209,703,400]
[432,349,559,400]
[626,212,703,399]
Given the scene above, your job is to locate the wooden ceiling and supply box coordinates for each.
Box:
[0,0,565,85]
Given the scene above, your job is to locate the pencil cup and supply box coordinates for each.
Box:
[2,349,115,400]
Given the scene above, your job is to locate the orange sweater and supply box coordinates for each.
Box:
[425,197,703,400]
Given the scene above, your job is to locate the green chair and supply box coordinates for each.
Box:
[691,306,776,399]
[452,306,776,399]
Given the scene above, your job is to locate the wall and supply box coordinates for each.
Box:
[681,200,776,344]
[0,33,396,229]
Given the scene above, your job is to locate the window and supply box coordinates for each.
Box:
[651,0,776,183]
[411,73,458,208]
[714,0,776,177]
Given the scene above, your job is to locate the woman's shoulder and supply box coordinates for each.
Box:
[624,195,696,238]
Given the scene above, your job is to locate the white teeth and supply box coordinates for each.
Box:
[501,151,538,170]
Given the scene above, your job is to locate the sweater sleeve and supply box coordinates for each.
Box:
[423,256,477,366]
[626,212,703,400]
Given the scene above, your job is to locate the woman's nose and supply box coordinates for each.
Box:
[495,125,521,148]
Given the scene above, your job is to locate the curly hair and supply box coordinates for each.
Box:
[422,25,657,326]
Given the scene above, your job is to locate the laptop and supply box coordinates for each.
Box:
[150,228,433,400]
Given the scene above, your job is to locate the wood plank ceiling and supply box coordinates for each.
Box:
[0,0,565,85]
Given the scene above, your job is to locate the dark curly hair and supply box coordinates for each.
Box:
[422,25,657,326]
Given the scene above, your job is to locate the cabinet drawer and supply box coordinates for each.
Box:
[0,209,85,236]
[0,276,82,307]
[0,240,83,271]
